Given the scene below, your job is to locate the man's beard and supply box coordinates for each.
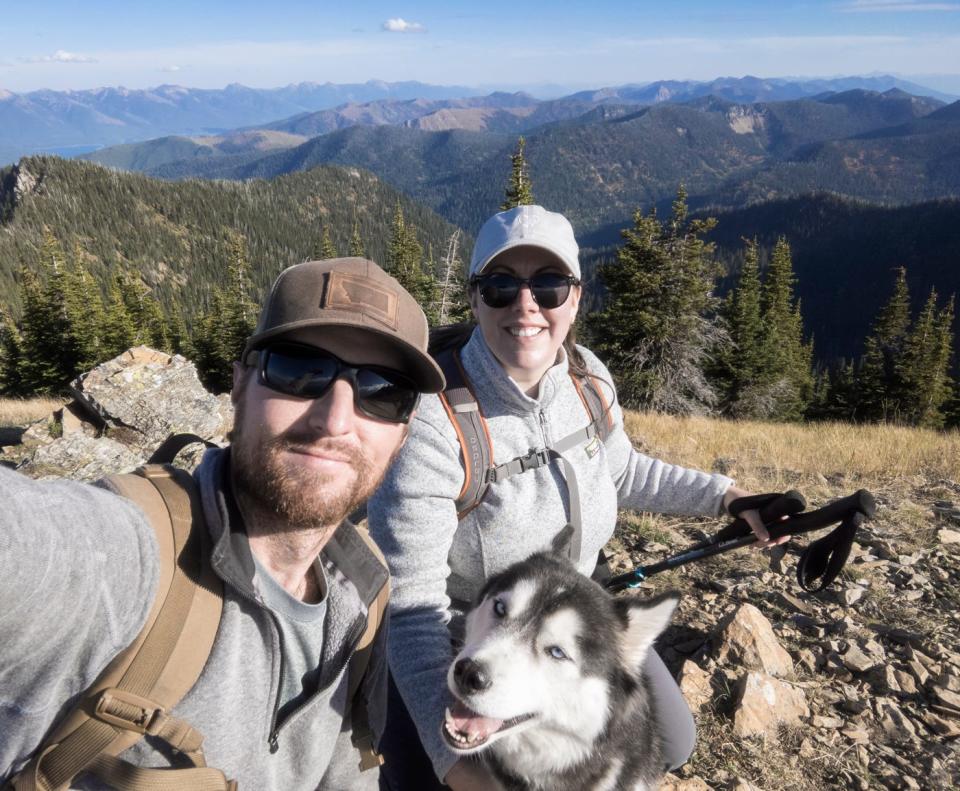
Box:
[231,427,383,531]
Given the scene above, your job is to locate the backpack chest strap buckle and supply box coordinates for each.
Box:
[519,448,552,472]
[93,689,166,735]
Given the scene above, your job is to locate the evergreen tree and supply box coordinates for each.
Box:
[0,310,26,396]
[100,277,138,360]
[317,226,338,259]
[118,276,170,351]
[191,292,230,392]
[192,235,259,393]
[222,234,259,367]
[756,237,814,420]
[167,308,191,357]
[858,267,911,421]
[717,237,765,416]
[64,246,105,371]
[588,187,724,414]
[385,202,438,318]
[348,217,365,258]
[501,136,535,210]
[17,247,72,394]
[900,290,955,428]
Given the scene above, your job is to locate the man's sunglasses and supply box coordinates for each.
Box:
[249,343,421,424]
[470,272,580,310]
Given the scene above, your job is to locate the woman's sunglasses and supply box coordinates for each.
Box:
[470,272,580,310]
[248,342,421,424]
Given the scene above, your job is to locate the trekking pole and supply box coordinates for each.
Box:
[605,489,876,594]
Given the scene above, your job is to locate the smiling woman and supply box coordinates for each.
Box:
[368,204,769,791]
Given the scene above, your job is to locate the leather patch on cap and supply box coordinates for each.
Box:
[323,271,399,329]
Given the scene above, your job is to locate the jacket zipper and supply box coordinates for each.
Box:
[265,607,286,752]
[267,611,368,750]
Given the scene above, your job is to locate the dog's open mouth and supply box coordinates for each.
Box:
[442,699,535,751]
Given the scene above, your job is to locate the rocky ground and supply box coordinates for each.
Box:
[607,478,960,790]
[3,348,958,789]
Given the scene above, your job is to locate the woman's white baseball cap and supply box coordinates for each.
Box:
[469,205,580,280]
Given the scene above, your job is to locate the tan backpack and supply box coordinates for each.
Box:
[8,463,387,791]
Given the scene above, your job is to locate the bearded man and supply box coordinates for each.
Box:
[0,258,445,791]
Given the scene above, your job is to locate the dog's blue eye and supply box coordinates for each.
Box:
[547,645,568,661]
[493,598,506,617]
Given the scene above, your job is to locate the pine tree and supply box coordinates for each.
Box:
[64,246,105,371]
[348,217,365,257]
[221,234,259,368]
[118,276,169,351]
[858,267,911,421]
[900,290,955,428]
[587,187,724,414]
[191,235,259,393]
[100,276,138,359]
[18,253,69,394]
[501,136,535,210]
[385,202,438,318]
[317,226,338,259]
[756,237,814,420]
[0,310,26,396]
[717,237,764,416]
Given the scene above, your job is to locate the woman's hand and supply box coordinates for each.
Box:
[722,485,791,549]
[444,759,505,791]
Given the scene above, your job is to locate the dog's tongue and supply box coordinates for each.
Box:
[448,699,504,740]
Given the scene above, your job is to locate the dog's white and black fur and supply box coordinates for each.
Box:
[442,545,679,791]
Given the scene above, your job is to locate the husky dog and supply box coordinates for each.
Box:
[441,549,678,791]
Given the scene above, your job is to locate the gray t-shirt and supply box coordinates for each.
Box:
[252,553,329,719]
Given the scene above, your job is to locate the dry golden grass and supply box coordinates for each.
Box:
[0,397,63,427]
[623,411,960,490]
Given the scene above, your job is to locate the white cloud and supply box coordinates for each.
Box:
[161,65,182,73]
[382,18,426,33]
[839,0,960,11]
[21,49,98,64]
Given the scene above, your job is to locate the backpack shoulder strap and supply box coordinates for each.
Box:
[571,373,615,443]
[9,465,230,791]
[345,525,390,771]
[434,348,494,519]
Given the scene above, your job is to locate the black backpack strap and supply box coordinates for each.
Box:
[147,433,218,465]
[434,349,494,518]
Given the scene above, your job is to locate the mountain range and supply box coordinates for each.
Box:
[83,87,959,242]
[2,74,954,166]
[0,80,477,164]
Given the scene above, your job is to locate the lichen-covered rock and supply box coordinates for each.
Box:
[71,346,231,451]
[21,431,144,481]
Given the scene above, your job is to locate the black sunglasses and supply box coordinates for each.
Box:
[470,272,580,310]
[249,343,421,424]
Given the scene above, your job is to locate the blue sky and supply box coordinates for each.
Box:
[1,1,958,93]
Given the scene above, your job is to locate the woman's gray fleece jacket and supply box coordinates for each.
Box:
[367,328,733,781]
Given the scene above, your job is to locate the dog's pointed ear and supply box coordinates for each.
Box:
[616,593,680,670]
[550,524,575,557]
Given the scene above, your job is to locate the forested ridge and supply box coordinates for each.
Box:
[0,156,464,319]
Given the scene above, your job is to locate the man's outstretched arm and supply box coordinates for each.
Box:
[0,466,159,778]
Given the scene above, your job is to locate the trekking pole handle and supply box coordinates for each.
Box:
[763,489,876,541]
[715,489,807,542]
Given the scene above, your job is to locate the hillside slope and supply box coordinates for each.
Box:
[0,156,465,319]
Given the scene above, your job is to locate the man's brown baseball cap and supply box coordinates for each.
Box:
[243,258,445,393]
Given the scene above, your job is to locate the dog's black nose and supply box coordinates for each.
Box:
[454,658,491,693]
